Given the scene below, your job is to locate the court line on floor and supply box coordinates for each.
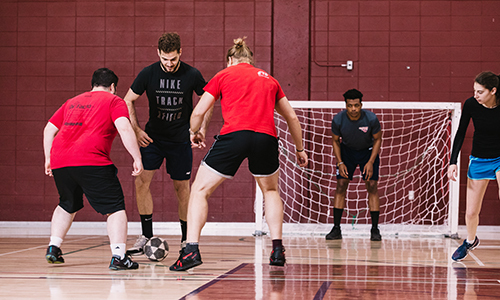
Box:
[179,263,248,300]
[0,236,105,257]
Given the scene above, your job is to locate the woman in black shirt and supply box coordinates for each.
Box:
[448,71,500,261]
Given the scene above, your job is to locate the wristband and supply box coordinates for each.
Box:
[189,128,199,135]
[337,161,344,167]
[296,148,304,152]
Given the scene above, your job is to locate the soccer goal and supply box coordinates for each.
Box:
[254,101,462,238]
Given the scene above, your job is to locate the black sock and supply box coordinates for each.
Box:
[185,242,199,252]
[180,219,187,243]
[370,211,380,229]
[333,208,344,227]
[140,214,153,238]
[272,239,283,249]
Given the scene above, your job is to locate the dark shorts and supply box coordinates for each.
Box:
[203,130,279,178]
[52,165,125,215]
[140,139,192,180]
[336,143,379,181]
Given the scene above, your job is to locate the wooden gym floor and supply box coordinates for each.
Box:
[0,234,500,299]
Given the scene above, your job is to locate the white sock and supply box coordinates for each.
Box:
[49,236,63,248]
[467,238,475,245]
[110,243,126,259]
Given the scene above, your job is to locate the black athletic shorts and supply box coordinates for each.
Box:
[336,143,380,181]
[203,130,279,178]
[52,165,125,215]
[140,139,192,180]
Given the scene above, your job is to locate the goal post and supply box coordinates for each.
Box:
[254,101,462,238]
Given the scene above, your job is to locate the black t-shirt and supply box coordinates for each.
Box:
[450,97,500,164]
[130,61,206,142]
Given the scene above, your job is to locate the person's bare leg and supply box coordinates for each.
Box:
[255,172,282,240]
[465,178,488,241]
[186,165,226,243]
[50,205,76,240]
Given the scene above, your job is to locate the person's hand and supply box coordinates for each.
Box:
[296,151,308,167]
[132,159,143,176]
[136,129,153,147]
[338,163,348,178]
[448,165,458,181]
[190,131,206,149]
[44,159,53,177]
[363,161,374,180]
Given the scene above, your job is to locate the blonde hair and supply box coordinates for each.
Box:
[226,37,254,65]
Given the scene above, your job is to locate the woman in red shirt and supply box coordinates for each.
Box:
[170,38,308,271]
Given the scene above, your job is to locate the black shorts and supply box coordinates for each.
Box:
[52,165,125,215]
[140,139,192,180]
[203,130,279,178]
[336,143,380,181]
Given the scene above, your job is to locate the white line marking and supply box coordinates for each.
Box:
[468,251,485,266]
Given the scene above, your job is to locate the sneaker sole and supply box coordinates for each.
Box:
[269,261,286,266]
[169,260,203,271]
[46,254,64,264]
[325,236,342,240]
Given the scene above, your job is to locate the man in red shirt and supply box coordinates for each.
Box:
[43,68,143,270]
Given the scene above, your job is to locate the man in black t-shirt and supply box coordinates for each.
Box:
[124,33,211,256]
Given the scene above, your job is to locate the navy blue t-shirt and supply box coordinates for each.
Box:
[331,109,381,150]
[130,61,206,142]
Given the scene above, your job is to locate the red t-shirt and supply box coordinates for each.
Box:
[48,91,129,169]
[204,63,286,137]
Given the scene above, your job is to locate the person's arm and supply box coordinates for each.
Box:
[275,96,308,167]
[114,116,143,176]
[363,130,382,180]
[448,99,471,181]
[332,133,348,178]
[123,88,153,147]
[43,122,59,177]
[196,103,214,149]
[190,91,216,148]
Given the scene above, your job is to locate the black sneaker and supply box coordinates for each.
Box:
[326,226,342,240]
[109,255,139,270]
[126,235,149,256]
[46,245,64,264]
[169,247,202,271]
[370,227,382,241]
[452,236,480,261]
[269,246,286,266]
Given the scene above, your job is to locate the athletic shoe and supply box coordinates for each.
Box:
[370,227,382,241]
[126,235,149,256]
[452,237,480,261]
[169,247,202,271]
[325,226,342,240]
[269,246,286,266]
[46,245,64,264]
[109,255,139,270]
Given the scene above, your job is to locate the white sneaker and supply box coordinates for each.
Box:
[126,235,150,256]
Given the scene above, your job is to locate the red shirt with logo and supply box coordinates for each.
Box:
[48,91,129,169]
[204,63,286,137]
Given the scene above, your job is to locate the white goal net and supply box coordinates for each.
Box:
[254,101,461,237]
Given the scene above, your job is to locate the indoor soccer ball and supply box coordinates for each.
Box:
[144,237,169,262]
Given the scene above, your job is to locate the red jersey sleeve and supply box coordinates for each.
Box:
[204,73,222,100]
[48,102,68,129]
[275,79,286,100]
[110,96,130,122]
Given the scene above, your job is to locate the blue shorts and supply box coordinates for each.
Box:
[336,143,379,181]
[467,155,500,180]
[52,165,125,215]
[140,139,192,180]
[203,130,279,178]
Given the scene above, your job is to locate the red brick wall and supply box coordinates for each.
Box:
[1,0,500,225]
